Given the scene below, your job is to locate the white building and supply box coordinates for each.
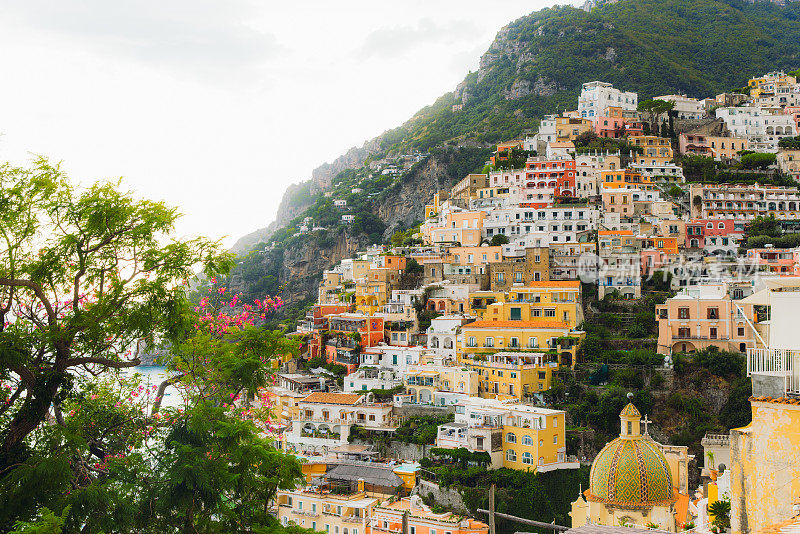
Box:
[655,94,707,120]
[344,367,401,393]
[578,81,638,121]
[482,205,599,249]
[629,162,685,183]
[575,151,622,199]
[285,392,395,453]
[715,106,798,152]
[359,344,429,373]
[426,315,475,362]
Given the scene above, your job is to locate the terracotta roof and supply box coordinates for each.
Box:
[302,392,363,405]
[598,230,634,236]
[464,320,571,330]
[749,395,800,405]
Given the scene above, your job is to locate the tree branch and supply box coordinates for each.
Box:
[62,356,141,369]
[0,277,57,326]
[151,374,185,416]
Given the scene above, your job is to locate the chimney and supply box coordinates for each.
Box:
[358,478,365,493]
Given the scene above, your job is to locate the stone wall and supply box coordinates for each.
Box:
[412,479,469,515]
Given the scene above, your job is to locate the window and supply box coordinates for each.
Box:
[515,272,523,282]
[738,326,745,337]
[522,435,533,446]
[506,432,517,443]
[554,435,558,444]
[506,449,517,462]
[485,337,494,347]
[678,307,690,319]
[544,309,556,317]
[707,308,719,320]
[509,337,519,348]
[710,327,718,339]
[522,452,533,465]
[532,309,541,317]
[510,307,522,321]
[497,273,505,283]
[298,501,303,511]
[467,336,477,347]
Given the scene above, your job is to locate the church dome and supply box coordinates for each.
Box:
[587,403,674,506]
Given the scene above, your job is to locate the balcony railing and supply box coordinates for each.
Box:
[747,347,800,395]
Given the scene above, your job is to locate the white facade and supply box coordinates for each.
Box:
[715,106,798,152]
[575,152,621,198]
[344,367,402,393]
[655,94,707,120]
[359,344,428,373]
[482,206,599,249]
[629,162,685,182]
[578,81,638,120]
[427,315,474,361]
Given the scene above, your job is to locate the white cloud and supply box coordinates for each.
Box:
[0,1,558,247]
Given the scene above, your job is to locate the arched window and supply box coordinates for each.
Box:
[506,433,517,444]
[522,452,533,465]
[506,449,517,462]
[522,435,533,446]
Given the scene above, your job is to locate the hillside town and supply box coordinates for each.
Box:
[262,72,800,534]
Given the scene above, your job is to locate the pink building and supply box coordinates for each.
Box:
[786,106,800,132]
[745,247,800,275]
[656,283,756,355]
[685,218,742,255]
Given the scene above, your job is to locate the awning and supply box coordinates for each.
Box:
[740,288,770,305]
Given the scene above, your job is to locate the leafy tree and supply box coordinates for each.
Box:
[637,99,675,133]
[0,160,310,532]
[490,234,510,246]
[778,136,800,149]
[740,152,777,169]
[0,159,230,461]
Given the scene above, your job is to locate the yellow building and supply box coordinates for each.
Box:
[460,319,585,370]
[467,291,506,319]
[601,169,656,191]
[276,485,378,534]
[502,404,569,470]
[570,403,693,532]
[403,363,479,405]
[355,279,388,315]
[461,350,555,399]
[629,136,674,166]
[435,397,571,471]
[480,281,584,330]
[729,396,800,534]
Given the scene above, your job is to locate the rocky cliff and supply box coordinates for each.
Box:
[225,0,800,317]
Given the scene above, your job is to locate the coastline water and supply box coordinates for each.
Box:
[121,365,183,408]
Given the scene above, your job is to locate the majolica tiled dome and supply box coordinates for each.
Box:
[587,403,674,506]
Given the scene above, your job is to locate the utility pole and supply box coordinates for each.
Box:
[402,511,409,534]
[489,484,496,534]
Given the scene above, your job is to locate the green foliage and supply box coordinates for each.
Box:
[740,152,777,169]
[693,346,745,379]
[490,234,510,246]
[9,507,69,534]
[708,499,731,530]
[779,135,800,149]
[719,376,753,430]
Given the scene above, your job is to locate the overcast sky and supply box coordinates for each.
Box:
[0,1,570,247]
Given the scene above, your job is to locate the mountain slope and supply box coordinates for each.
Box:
[229,0,800,317]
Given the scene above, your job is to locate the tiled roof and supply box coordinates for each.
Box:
[750,395,800,405]
[302,392,363,405]
[464,320,571,330]
[599,230,634,236]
